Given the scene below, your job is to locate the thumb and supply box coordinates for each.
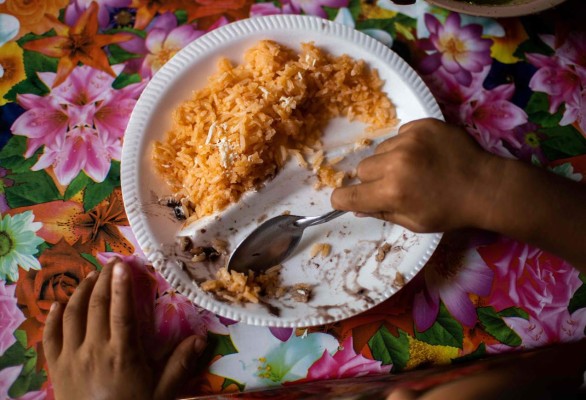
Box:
[154,335,207,400]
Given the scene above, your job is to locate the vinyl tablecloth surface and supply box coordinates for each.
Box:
[0,0,585,399]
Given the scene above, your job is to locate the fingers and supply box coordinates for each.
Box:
[331,181,390,213]
[387,388,419,400]
[374,119,433,155]
[62,271,99,348]
[356,153,388,182]
[86,260,116,342]
[374,136,399,155]
[154,335,207,400]
[110,262,137,350]
[43,302,65,364]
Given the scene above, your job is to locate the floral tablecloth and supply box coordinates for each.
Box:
[1,0,585,399]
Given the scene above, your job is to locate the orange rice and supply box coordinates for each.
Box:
[152,40,397,220]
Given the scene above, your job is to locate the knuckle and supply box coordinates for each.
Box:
[355,160,368,180]
[393,148,415,166]
[349,186,361,206]
[78,345,99,370]
[375,139,391,153]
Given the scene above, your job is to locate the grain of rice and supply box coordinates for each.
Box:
[310,243,322,258]
[310,243,332,258]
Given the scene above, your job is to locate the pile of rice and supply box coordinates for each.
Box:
[153,40,397,220]
[201,265,284,304]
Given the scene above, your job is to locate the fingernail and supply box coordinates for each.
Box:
[354,212,369,218]
[87,270,98,279]
[193,336,207,353]
[113,263,127,281]
[50,302,59,313]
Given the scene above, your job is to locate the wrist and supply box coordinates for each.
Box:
[463,153,510,232]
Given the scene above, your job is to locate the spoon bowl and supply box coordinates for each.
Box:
[227,210,346,274]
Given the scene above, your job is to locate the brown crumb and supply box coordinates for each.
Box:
[375,242,392,262]
[394,272,405,287]
[290,284,313,303]
[212,238,228,253]
[178,236,193,252]
[192,253,207,262]
[354,137,372,150]
[282,210,291,215]
[190,246,220,261]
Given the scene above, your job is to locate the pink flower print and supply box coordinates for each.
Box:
[119,13,204,79]
[460,82,528,152]
[419,13,492,86]
[65,0,131,29]
[413,247,494,332]
[153,289,208,359]
[551,32,586,69]
[558,66,586,133]
[526,52,581,115]
[153,286,231,356]
[478,238,582,339]
[11,65,144,185]
[307,336,391,381]
[11,94,69,158]
[250,2,282,17]
[527,32,586,133]
[0,281,26,355]
[93,93,139,140]
[420,62,526,157]
[286,0,349,18]
[487,308,586,354]
[0,365,22,400]
[37,65,124,106]
[269,327,293,342]
[31,125,118,184]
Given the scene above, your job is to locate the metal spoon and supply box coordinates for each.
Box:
[227,210,346,274]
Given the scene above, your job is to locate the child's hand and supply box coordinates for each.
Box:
[331,118,498,233]
[43,260,206,400]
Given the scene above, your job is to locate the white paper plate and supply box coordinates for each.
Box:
[121,15,443,327]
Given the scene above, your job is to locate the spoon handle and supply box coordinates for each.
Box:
[294,210,346,228]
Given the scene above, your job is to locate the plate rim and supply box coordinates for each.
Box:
[121,14,444,327]
[425,0,566,18]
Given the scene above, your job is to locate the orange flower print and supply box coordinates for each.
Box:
[76,189,134,255]
[185,0,253,28]
[22,2,132,87]
[16,239,96,349]
[10,189,134,256]
[0,0,69,40]
[130,0,188,30]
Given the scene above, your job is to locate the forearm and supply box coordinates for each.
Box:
[476,156,586,273]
